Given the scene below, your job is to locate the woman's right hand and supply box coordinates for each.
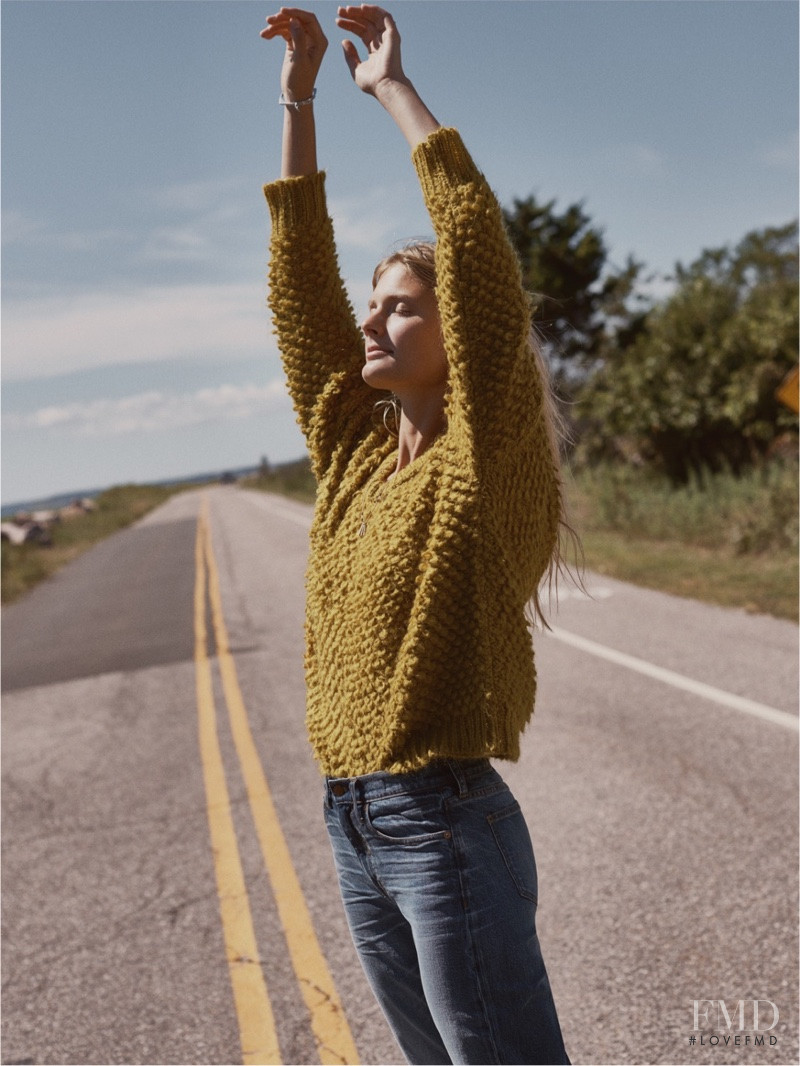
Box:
[260,7,328,103]
[335,5,406,98]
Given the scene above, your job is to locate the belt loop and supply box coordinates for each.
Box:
[447,760,468,797]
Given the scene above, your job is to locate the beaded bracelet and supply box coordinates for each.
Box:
[278,88,316,111]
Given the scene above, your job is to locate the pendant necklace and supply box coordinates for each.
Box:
[358,470,391,538]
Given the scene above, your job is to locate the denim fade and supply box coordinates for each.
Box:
[323,758,570,1065]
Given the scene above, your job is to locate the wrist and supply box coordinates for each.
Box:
[372,77,440,150]
[373,75,415,108]
[279,87,316,111]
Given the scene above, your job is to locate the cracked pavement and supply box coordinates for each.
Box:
[2,487,797,1065]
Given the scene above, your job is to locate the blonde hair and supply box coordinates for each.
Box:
[372,241,583,626]
[372,240,436,291]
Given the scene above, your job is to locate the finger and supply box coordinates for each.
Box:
[360,6,398,37]
[336,6,380,31]
[349,4,392,25]
[341,38,361,79]
[336,15,382,49]
[271,9,327,40]
[260,24,292,41]
[263,13,291,28]
[288,17,305,47]
[275,7,323,28]
[337,3,387,12]
[335,16,372,37]
[263,13,295,34]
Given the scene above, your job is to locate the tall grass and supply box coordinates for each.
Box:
[242,458,316,503]
[564,460,798,620]
[568,461,798,555]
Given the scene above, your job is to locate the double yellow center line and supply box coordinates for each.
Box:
[194,499,359,1066]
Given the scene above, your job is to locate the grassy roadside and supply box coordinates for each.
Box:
[565,462,798,622]
[574,529,798,622]
[1,483,197,605]
[242,459,316,504]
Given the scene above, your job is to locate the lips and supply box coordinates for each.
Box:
[365,346,393,361]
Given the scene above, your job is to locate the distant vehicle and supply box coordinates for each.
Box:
[219,472,237,485]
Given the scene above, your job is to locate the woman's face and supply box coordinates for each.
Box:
[360,263,447,395]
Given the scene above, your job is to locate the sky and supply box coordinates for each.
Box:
[2,0,797,505]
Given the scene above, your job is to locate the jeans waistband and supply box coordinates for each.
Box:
[324,758,493,805]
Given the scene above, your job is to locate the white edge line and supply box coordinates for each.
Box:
[547,626,798,731]
[263,505,312,529]
[242,492,313,529]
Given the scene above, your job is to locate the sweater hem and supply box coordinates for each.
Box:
[411,127,482,204]
[263,170,328,228]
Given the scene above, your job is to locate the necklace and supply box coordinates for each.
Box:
[357,471,391,538]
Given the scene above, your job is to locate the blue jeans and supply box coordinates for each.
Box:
[324,759,570,1065]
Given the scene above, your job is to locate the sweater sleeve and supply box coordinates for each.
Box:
[263,170,370,477]
[411,128,544,455]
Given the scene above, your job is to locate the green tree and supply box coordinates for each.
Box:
[502,195,649,385]
[579,221,799,483]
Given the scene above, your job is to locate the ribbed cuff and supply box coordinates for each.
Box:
[263,170,328,229]
[411,127,482,202]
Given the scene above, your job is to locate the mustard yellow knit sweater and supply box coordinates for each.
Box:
[264,127,560,777]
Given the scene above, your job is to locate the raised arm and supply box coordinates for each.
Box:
[335,4,440,149]
[261,7,369,479]
[261,7,328,176]
[336,6,547,457]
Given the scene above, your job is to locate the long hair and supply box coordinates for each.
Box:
[372,241,583,627]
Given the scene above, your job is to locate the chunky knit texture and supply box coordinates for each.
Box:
[264,127,560,777]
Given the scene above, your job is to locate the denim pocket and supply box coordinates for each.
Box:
[487,802,538,903]
[364,792,453,845]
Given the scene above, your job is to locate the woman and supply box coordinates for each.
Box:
[261,6,571,1064]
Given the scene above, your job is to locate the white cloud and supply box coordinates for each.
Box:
[130,176,258,265]
[140,223,212,262]
[2,210,126,251]
[138,209,250,264]
[3,282,277,381]
[4,177,256,272]
[5,381,291,437]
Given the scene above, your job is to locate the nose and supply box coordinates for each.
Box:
[361,307,382,336]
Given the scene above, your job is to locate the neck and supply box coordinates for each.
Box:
[392,389,446,475]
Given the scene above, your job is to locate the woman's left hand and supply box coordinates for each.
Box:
[336,4,407,97]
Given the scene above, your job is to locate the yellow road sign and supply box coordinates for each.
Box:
[776,365,799,413]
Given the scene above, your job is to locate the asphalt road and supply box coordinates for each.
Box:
[2,485,798,1066]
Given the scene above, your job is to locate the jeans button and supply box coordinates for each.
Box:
[331,782,348,797]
